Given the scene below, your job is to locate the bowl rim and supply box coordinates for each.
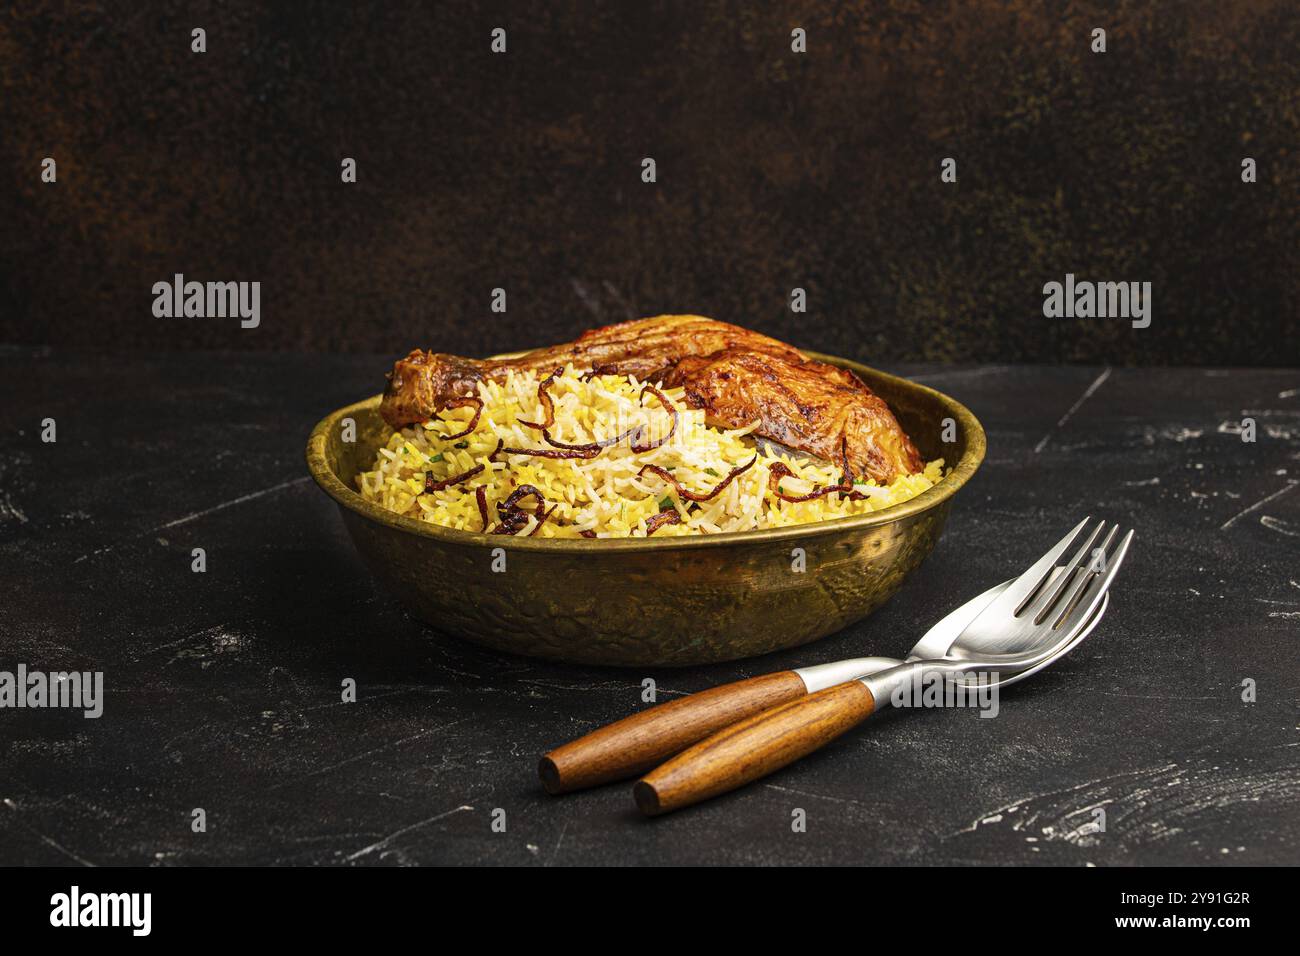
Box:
[305,350,986,553]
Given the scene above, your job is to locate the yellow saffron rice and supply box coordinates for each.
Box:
[357,365,944,538]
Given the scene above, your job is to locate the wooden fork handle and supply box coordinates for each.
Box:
[539,670,808,794]
[634,680,878,816]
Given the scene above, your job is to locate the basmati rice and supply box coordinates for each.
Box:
[356,365,944,538]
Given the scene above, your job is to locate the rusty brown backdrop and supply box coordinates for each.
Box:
[1,1,1296,364]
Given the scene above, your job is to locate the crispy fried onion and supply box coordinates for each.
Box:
[506,378,678,459]
[529,506,558,537]
[630,383,678,453]
[644,509,682,536]
[435,396,483,440]
[495,438,606,460]
[506,373,608,458]
[516,367,563,430]
[489,484,557,537]
[475,486,489,531]
[541,423,639,455]
[425,461,485,494]
[767,437,872,503]
[580,363,622,382]
[425,437,498,494]
[638,455,757,502]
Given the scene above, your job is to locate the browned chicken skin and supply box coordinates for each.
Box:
[381,315,799,428]
[381,315,923,482]
[660,349,923,481]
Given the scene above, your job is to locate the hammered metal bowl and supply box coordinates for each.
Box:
[306,353,985,666]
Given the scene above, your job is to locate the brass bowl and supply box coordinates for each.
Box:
[306,353,985,666]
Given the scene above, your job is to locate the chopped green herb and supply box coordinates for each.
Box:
[704,468,719,477]
[658,496,675,511]
[453,441,469,449]
[426,453,444,464]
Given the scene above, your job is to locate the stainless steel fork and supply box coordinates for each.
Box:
[634,518,1134,815]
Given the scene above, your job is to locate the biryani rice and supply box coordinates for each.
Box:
[356,365,944,538]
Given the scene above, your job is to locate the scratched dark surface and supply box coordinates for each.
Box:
[0,349,1296,866]
[2,0,1298,364]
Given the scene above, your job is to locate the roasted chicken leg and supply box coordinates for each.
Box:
[381,315,923,482]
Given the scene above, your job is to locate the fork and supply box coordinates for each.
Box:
[541,518,1115,794]
[633,519,1134,815]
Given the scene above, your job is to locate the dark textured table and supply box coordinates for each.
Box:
[2,349,1297,866]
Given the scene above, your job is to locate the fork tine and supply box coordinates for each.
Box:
[996,516,1092,610]
[1025,519,1108,619]
[1041,524,1119,625]
[1034,522,1118,624]
[1054,528,1134,631]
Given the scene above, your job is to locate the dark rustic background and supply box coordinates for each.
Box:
[1,0,1296,364]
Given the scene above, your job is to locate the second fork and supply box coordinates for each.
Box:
[633,519,1134,815]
